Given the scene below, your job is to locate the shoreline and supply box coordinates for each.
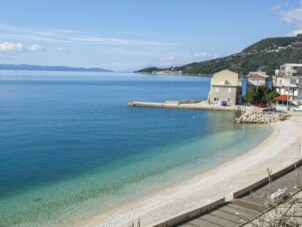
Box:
[81,116,302,227]
[135,72,211,77]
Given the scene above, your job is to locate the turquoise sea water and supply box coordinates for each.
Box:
[0,72,271,226]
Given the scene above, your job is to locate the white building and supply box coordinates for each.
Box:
[273,76,302,97]
[247,72,270,86]
[275,63,302,77]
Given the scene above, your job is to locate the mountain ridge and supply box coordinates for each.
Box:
[136,34,302,76]
[0,64,113,72]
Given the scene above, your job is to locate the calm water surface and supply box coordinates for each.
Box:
[0,72,271,226]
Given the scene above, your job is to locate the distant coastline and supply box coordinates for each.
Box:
[136,71,211,77]
[0,64,113,72]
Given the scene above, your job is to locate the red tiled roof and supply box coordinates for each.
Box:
[248,73,269,79]
[274,95,293,101]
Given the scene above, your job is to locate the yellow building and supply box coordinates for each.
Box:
[208,69,241,105]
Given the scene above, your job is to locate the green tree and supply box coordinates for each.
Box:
[244,86,272,104]
[265,90,279,104]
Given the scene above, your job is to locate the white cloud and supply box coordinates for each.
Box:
[272,2,302,36]
[0,42,44,54]
[67,35,178,47]
[95,47,161,58]
[166,56,175,61]
[185,51,217,63]
[158,51,218,67]
[271,5,281,12]
[0,42,23,53]
[280,8,302,26]
[115,31,159,36]
[0,24,178,47]
[194,52,209,58]
[57,47,68,53]
[287,29,302,36]
[159,55,178,66]
[27,44,43,52]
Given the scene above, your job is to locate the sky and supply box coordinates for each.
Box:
[0,0,302,71]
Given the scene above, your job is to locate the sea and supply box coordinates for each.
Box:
[0,71,272,226]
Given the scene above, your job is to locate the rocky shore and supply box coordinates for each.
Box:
[234,107,287,124]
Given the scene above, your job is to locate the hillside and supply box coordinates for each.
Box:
[0,64,113,72]
[136,34,302,76]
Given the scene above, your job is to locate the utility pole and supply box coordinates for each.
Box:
[267,168,272,203]
[287,82,290,111]
[294,163,300,189]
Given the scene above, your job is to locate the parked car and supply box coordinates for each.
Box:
[257,103,265,108]
[263,107,275,112]
[293,105,302,112]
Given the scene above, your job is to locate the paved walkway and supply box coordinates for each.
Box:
[178,165,302,227]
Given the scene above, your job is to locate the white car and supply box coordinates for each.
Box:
[293,105,302,111]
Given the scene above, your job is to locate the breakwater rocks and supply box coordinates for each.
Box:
[234,108,287,124]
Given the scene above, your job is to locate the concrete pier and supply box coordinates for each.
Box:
[128,100,244,111]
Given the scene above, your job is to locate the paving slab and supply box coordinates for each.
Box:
[178,166,302,227]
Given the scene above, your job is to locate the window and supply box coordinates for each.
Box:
[228,98,231,102]
[214,98,219,101]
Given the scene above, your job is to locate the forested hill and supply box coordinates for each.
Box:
[136,34,302,76]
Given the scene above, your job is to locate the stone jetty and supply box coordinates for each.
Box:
[128,100,246,111]
[234,107,287,124]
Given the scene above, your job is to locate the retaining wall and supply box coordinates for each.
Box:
[153,198,225,227]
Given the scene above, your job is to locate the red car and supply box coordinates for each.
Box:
[257,103,265,108]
